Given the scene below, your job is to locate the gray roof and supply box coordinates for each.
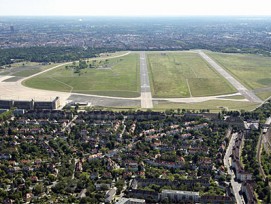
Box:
[162,189,199,196]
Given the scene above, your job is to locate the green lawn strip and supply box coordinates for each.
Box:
[153,100,259,112]
[23,77,72,92]
[256,91,271,101]
[207,52,271,90]
[147,52,234,98]
[12,63,59,77]
[188,78,235,97]
[71,90,140,98]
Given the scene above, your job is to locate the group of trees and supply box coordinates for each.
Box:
[65,60,89,75]
[240,100,271,203]
[0,110,13,122]
[0,47,119,66]
[261,150,271,178]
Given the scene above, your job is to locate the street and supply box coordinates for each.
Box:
[224,133,245,204]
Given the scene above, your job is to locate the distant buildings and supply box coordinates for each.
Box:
[10,25,14,33]
[0,97,60,110]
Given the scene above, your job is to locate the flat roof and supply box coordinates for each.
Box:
[162,189,199,196]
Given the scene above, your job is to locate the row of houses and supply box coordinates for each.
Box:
[132,178,210,189]
[126,189,234,204]
[77,110,166,121]
[231,133,253,181]
[231,132,257,203]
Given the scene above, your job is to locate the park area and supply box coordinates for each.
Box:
[23,53,140,98]
[207,52,271,100]
[0,61,58,82]
[147,52,236,98]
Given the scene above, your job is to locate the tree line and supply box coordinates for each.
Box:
[0,47,120,66]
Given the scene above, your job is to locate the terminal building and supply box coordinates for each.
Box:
[0,97,60,110]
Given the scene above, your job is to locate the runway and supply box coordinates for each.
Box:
[198,50,263,103]
[140,51,153,108]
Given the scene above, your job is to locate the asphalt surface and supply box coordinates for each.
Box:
[0,75,70,106]
[68,94,140,107]
[224,133,245,204]
[198,51,262,103]
[140,51,153,108]
[0,52,133,108]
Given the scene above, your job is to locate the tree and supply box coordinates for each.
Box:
[115,179,125,194]
[48,174,57,182]
[177,108,181,114]
[33,184,44,195]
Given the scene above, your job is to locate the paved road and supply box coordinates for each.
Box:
[198,51,262,103]
[224,133,245,204]
[140,51,153,108]
[61,115,78,132]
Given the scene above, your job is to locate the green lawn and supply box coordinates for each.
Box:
[256,91,271,101]
[153,100,259,112]
[207,52,271,99]
[23,54,140,98]
[13,63,58,77]
[0,62,59,77]
[147,52,235,98]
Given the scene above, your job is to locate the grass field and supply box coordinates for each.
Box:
[153,100,259,112]
[147,52,236,98]
[0,62,58,77]
[207,52,271,100]
[23,54,140,98]
[256,91,271,101]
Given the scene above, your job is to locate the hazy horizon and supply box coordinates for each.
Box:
[1,0,271,16]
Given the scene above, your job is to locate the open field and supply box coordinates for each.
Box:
[3,50,268,111]
[207,52,271,100]
[23,53,140,98]
[153,100,259,112]
[147,52,236,98]
[0,62,59,78]
[255,91,271,101]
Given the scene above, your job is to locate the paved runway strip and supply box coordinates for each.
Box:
[198,50,262,103]
[140,51,153,108]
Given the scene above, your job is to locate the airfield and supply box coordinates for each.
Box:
[1,50,271,112]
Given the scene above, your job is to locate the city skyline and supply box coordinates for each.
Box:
[1,0,271,16]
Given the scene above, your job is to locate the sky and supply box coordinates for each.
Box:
[1,0,271,16]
